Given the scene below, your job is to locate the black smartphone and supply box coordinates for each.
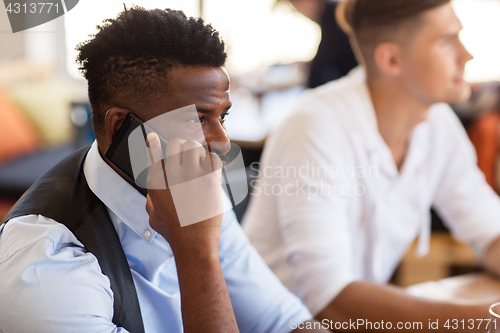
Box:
[105,112,239,208]
[105,113,168,196]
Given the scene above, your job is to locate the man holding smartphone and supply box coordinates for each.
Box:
[0,6,327,333]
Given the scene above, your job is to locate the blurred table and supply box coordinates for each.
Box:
[407,273,500,304]
[226,86,305,149]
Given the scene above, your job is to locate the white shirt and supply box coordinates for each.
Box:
[242,67,500,316]
[0,141,311,333]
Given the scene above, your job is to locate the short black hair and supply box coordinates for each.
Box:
[76,6,227,137]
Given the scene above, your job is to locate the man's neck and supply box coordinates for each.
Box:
[367,76,432,169]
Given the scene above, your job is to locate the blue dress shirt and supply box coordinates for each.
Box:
[0,141,311,333]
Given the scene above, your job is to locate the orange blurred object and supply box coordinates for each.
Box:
[0,87,40,165]
[467,111,500,191]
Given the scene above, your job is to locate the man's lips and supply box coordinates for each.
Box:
[454,73,467,83]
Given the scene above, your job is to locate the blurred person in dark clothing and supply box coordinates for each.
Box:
[281,0,358,88]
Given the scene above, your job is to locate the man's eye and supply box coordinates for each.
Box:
[220,112,230,121]
[187,116,203,124]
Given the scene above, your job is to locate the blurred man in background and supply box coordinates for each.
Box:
[244,0,500,331]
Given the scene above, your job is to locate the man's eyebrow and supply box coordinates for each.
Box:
[194,104,232,114]
[442,26,463,39]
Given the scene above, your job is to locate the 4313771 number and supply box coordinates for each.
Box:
[5,2,59,14]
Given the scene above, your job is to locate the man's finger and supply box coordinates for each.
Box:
[182,140,205,168]
[146,131,163,162]
[203,152,222,173]
[165,138,186,165]
[146,132,167,190]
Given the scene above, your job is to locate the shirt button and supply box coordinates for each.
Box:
[144,230,151,238]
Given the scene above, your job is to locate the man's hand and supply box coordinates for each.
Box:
[316,281,489,332]
[145,132,238,333]
[145,134,223,255]
[485,236,500,278]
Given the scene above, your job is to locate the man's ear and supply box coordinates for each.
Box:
[373,42,403,77]
[104,107,130,144]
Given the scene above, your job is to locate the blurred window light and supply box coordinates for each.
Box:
[201,0,320,75]
[453,0,500,82]
[63,0,320,78]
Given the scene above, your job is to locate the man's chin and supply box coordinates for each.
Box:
[447,84,472,105]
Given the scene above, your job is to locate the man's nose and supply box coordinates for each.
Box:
[208,141,231,157]
[204,122,231,156]
[459,41,473,64]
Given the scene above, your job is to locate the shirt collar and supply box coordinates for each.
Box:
[83,141,157,243]
[353,69,430,179]
[351,72,400,178]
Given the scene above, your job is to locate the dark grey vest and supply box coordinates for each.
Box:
[0,147,145,333]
